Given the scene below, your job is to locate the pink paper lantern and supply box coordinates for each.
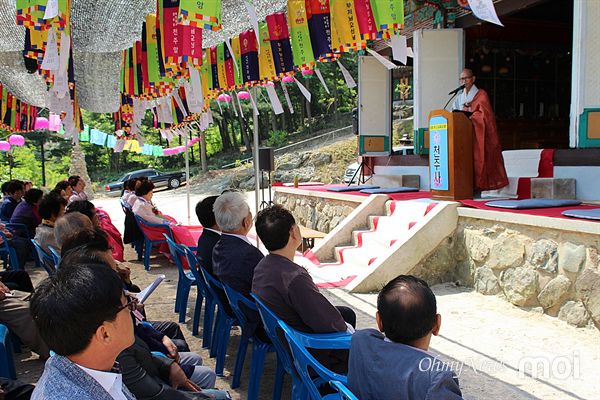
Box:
[0,141,10,152]
[224,94,231,102]
[217,94,231,103]
[281,76,294,84]
[237,91,250,101]
[8,135,25,147]
[34,117,49,130]
[301,68,314,77]
[48,113,61,132]
[263,81,275,87]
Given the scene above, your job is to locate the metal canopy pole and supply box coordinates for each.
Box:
[184,129,191,225]
[253,87,260,247]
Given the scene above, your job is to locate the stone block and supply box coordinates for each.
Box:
[500,267,538,306]
[559,242,586,273]
[474,266,501,295]
[531,178,576,199]
[558,301,590,328]
[575,269,600,329]
[487,232,525,270]
[464,229,491,263]
[528,239,558,273]
[371,174,420,189]
[537,275,571,309]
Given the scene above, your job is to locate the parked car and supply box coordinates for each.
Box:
[104,168,186,195]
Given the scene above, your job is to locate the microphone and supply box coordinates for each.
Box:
[448,84,465,96]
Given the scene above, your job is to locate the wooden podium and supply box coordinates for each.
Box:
[428,109,473,200]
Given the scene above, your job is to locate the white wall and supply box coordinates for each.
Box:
[374,165,431,190]
[554,166,600,201]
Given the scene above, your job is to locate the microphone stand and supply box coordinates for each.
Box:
[444,91,459,110]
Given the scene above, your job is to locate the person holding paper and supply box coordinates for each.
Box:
[132,181,176,225]
[453,68,508,191]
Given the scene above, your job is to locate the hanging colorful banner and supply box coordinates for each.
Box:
[353,0,379,40]
[240,29,259,84]
[266,12,294,76]
[230,36,244,87]
[306,0,333,61]
[287,0,314,68]
[179,24,203,67]
[216,43,228,90]
[258,22,277,82]
[370,0,404,34]
[178,0,222,31]
[330,0,363,52]
[209,46,220,89]
[158,0,183,74]
[223,42,236,89]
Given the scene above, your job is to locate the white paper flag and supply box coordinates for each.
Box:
[58,32,70,75]
[366,48,397,70]
[235,92,244,116]
[53,70,68,99]
[407,47,414,58]
[266,86,284,115]
[337,60,356,89]
[314,68,330,94]
[390,34,408,65]
[41,29,59,70]
[467,0,504,26]
[223,34,240,76]
[43,0,59,20]
[187,65,204,108]
[114,139,126,153]
[248,90,260,115]
[172,91,188,118]
[245,2,261,54]
[294,78,312,103]
[282,85,294,114]
[229,92,239,117]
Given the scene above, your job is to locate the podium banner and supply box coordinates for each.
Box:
[429,115,449,191]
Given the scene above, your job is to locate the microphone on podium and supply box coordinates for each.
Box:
[448,84,465,96]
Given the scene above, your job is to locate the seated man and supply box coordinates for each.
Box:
[212,191,263,295]
[54,211,94,248]
[0,180,24,222]
[347,275,463,400]
[252,205,356,373]
[194,195,220,274]
[35,191,67,255]
[0,221,31,269]
[30,259,136,399]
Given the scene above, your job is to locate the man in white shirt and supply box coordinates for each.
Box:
[30,257,136,399]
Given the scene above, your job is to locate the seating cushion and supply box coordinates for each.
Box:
[327,185,380,192]
[359,187,419,194]
[485,199,582,209]
[561,208,600,220]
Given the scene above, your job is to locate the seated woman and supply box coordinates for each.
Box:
[65,200,125,262]
[10,188,43,238]
[52,180,73,202]
[127,177,148,209]
[34,192,67,254]
[121,179,137,208]
[132,181,175,226]
[67,175,88,203]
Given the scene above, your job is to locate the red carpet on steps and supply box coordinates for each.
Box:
[460,200,600,221]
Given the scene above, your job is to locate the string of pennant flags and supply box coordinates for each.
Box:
[10,0,411,153]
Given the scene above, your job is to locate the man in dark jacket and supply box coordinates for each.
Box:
[347,275,463,400]
[0,180,23,222]
[194,196,220,275]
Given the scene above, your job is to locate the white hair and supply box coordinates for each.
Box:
[213,192,250,232]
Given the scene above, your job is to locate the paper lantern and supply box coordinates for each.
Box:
[8,135,25,146]
[263,81,275,87]
[237,91,250,100]
[217,94,231,103]
[301,68,314,78]
[34,117,49,130]
[0,141,10,151]
[48,114,61,131]
[281,76,294,84]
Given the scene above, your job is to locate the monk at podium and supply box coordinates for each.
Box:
[453,68,508,191]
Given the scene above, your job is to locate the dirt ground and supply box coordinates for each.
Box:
[13,189,600,400]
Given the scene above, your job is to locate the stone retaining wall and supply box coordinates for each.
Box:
[274,190,362,234]
[441,217,599,330]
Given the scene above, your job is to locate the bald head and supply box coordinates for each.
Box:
[459,68,476,90]
[54,212,94,248]
[377,275,438,344]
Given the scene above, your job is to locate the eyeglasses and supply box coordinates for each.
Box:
[116,297,137,314]
[459,76,474,81]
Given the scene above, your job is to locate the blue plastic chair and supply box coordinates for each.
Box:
[30,239,56,275]
[163,234,198,324]
[48,245,61,266]
[182,246,216,347]
[223,284,283,400]
[0,323,16,379]
[134,215,173,270]
[329,381,358,400]
[279,320,352,400]
[252,294,303,400]
[0,231,20,270]
[198,266,239,376]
